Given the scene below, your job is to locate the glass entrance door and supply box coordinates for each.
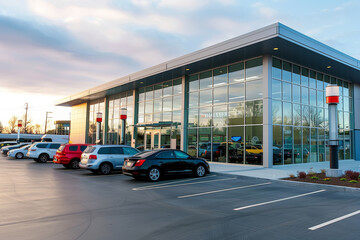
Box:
[144,130,161,150]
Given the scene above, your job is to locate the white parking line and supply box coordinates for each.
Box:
[134,175,217,190]
[132,177,236,191]
[309,210,360,231]
[178,182,271,199]
[234,189,326,211]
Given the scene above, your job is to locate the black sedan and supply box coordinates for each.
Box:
[122,149,210,181]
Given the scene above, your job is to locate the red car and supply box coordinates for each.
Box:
[53,144,92,169]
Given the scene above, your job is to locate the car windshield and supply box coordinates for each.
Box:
[83,146,96,153]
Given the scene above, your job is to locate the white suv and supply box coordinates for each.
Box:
[27,142,62,163]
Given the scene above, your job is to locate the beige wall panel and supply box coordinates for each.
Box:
[70,103,87,144]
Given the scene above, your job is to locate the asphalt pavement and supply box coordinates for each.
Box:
[0,155,359,240]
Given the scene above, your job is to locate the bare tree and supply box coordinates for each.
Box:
[0,121,3,133]
[34,124,42,134]
[5,116,18,133]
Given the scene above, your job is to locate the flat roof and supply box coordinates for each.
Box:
[56,22,360,107]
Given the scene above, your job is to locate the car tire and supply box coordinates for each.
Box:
[147,167,161,182]
[15,152,24,159]
[63,164,70,169]
[99,163,112,175]
[90,170,98,174]
[38,154,49,163]
[70,159,80,169]
[195,164,206,177]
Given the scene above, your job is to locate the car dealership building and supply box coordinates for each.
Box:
[56,23,360,167]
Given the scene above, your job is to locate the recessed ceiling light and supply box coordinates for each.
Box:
[273,47,279,51]
[186,68,190,71]
[140,82,143,84]
[327,66,332,69]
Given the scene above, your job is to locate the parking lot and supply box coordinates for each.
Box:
[0,154,360,240]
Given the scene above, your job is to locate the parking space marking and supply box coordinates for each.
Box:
[309,210,360,231]
[134,175,217,189]
[132,177,236,191]
[234,189,326,211]
[177,182,271,199]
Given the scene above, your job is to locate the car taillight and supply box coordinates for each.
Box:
[205,150,208,155]
[135,159,146,166]
[216,151,220,155]
[89,155,97,160]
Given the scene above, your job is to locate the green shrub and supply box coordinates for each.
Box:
[340,178,347,181]
[349,180,358,183]
[311,176,319,180]
[323,178,331,181]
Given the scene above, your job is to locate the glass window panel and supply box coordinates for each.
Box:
[139,88,145,102]
[188,108,198,127]
[338,111,344,130]
[245,125,263,165]
[310,106,317,127]
[337,79,343,96]
[318,128,325,162]
[145,114,152,122]
[153,99,162,113]
[199,89,213,106]
[338,96,343,111]
[292,65,301,85]
[283,61,292,82]
[324,75,330,88]
[228,126,245,164]
[245,58,262,81]
[120,97,126,107]
[189,74,199,92]
[199,107,212,127]
[316,73,324,90]
[283,102,292,125]
[173,110,182,124]
[212,127,227,162]
[198,128,211,159]
[272,58,282,79]
[213,85,228,104]
[293,104,301,126]
[213,105,227,127]
[138,114,144,123]
[301,87,309,105]
[163,96,172,112]
[283,82,292,102]
[294,127,302,164]
[301,68,309,86]
[229,62,244,83]
[162,111,172,122]
[154,84,163,98]
[273,125,283,165]
[317,91,324,108]
[272,79,282,100]
[145,101,153,114]
[213,67,228,86]
[309,70,316,89]
[153,112,161,122]
[284,126,293,164]
[245,100,263,124]
[293,85,301,103]
[343,81,349,97]
[189,92,199,108]
[145,86,154,100]
[310,128,318,162]
[173,78,182,95]
[331,77,337,84]
[246,80,263,100]
[229,102,245,126]
[173,95,182,111]
[343,97,350,112]
[187,128,197,157]
[303,128,310,163]
[309,89,317,106]
[163,81,173,97]
[229,83,245,102]
[199,71,213,89]
[272,100,282,124]
[302,105,310,126]
[317,107,324,128]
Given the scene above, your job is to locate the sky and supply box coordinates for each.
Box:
[0,0,359,131]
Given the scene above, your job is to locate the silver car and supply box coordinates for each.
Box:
[8,145,31,159]
[80,145,140,175]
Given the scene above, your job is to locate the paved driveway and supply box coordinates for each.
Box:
[0,155,359,240]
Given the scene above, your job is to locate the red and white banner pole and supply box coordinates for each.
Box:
[326,85,340,173]
[17,120,23,143]
[96,112,102,144]
[120,108,127,145]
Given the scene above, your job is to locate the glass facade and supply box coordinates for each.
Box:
[187,57,263,165]
[107,91,134,145]
[88,100,105,144]
[272,57,353,165]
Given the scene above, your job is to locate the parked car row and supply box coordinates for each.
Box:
[0,141,211,182]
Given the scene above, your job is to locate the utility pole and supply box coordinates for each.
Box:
[24,103,28,133]
[44,111,52,134]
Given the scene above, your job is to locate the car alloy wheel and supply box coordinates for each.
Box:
[39,154,49,163]
[15,152,24,159]
[99,163,112,175]
[148,168,160,182]
[70,159,80,169]
[196,165,206,177]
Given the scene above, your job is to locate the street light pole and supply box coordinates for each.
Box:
[44,111,52,134]
[325,85,342,177]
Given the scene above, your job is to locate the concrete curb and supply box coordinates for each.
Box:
[276,179,360,193]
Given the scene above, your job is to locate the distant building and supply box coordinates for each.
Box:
[54,120,70,135]
[56,23,360,167]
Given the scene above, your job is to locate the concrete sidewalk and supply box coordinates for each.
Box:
[210,160,360,180]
